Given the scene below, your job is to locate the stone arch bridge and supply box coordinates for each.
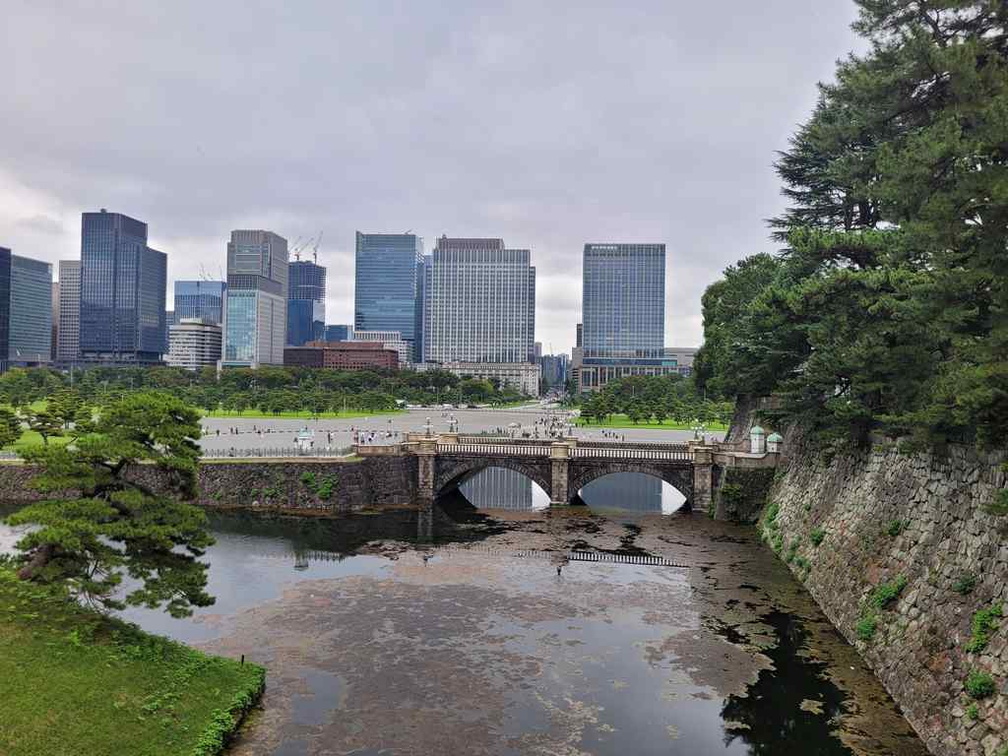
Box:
[359,433,717,511]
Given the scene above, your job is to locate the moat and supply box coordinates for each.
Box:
[0,471,928,755]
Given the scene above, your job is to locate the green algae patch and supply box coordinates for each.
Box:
[0,565,264,756]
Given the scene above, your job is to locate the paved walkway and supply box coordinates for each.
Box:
[198,407,723,453]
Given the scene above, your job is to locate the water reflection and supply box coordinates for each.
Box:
[456,469,687,515]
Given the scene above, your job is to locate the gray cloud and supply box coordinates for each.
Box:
[1,0,860,353]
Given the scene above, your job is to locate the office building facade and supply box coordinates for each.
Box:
[353,329,411,366]
[174,280,226,325]
[283,341,398,371]
[79,210,167,363]
[0,248,53,368]
[223,230,288,367]
[575,243,679,393]
[354,232,423,361]
[167,319,223,371]
[56,260,81,363]
[287,260,326,346]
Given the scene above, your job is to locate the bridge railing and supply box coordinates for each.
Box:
[201,446,354,459]
[437,443,553,456]
[570,445,691,461]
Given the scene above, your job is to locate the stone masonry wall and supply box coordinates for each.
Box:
[764,430,1007,756]
[0,456,419,513]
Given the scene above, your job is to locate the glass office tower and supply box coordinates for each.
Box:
[581,243,665,358]
[354,232,423,361]
[79,210,166,363]
[223,230,288,366]
[174,280,226,324]
[287,260,326,346]
[0,247,53,367]
[56,260,81,363]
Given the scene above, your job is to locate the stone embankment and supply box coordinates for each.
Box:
[762,429,1007,756]
[0,455,418,512]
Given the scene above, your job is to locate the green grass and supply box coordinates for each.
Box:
[199,408,401,420]
[0,564,264,756]
[576,414,729,431]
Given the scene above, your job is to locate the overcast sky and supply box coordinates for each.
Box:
[1,0,860,354]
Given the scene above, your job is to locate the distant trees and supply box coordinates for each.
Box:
[695,0,1008,450]
[577,375,734,427]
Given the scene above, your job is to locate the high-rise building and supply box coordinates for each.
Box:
[287,259,326,346]
[574,242,681,392]
[79,210,167,363]
[56,260,81,363]
[582,243,664,358]
[354,232,423,360]
[422,236,538,394]
[167,319,223,371]
[174,280,226,324]
[223,230,288,367]
[0,247,53,369]
[51,282,59,359]
[353,329,411,366]
[324,324,353,343]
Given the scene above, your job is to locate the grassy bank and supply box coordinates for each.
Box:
[0,564,264,756]
[575,414,729,432]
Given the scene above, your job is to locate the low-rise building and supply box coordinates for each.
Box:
[283,341,398,371]
[438,361,540,397]
[166,318,222,371]
[353,329,412,366]
[572,346,697,393]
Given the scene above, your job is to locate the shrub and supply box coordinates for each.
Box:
[966,703,979,721]
[764,501,779,523]
[316,476,336,501]
[300,471,316,488]
[856,614,877,641]
[985,489,1008,516]
[793,555,811,571]
[964,670,996,700]
[810,527,825,546]
[785,539,799,564]
[885,519,906,537]
[965,604,1002,654]
[953,573,977,596]
[870,576,908,610]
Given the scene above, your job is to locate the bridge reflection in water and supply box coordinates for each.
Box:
[455,467,686,514]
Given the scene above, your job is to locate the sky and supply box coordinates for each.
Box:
[1,0,861,355]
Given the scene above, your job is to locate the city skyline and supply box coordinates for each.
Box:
[0,1,862,354]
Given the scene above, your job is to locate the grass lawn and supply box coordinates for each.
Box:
[0,566,264,756]
[200,408,401,420]
[576,414,729,432]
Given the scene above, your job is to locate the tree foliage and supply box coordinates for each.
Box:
[6,392,214,618]
[697,0,1008,449]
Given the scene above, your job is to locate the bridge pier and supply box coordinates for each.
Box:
[415,435,438,501]
[550,441,571,506]
[692,445,713,515]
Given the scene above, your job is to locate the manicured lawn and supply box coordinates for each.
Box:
[7,431,71,452]
[0,566,264,756]
[576,414,729,432]
[200,408,401,420]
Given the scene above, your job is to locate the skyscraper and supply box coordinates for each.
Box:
[324,324,353,343]
[56,260,80,363]
[422,236,538,394]
[0,247,53,368]
[582,243,665,357]
[574,243,679,392]
[79,210,166,363]
[287,259,326,347]
[223,230,288,367]
[354,232,423,360]
[174,280,226,324]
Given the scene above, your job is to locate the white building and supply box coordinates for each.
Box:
[167,319,223,371]
[353,330,412,367]
[421,236,538,395]
[223,230,288,367]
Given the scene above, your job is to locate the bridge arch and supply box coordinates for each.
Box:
[568,463,694,509]
[434,456,553,501]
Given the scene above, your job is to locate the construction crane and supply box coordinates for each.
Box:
[311,231,323,263]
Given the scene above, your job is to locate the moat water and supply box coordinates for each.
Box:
[0,471,927,755]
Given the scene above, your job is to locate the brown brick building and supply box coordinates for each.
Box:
[283,341,398,370]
